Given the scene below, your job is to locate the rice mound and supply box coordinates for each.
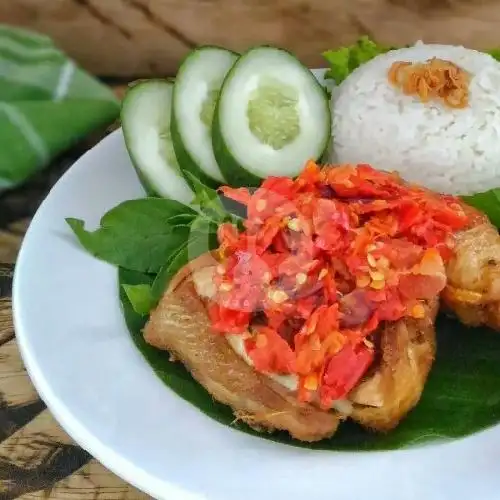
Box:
[329,42,500,195]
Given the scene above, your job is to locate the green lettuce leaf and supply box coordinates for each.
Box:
[488,49,500,61]
[462,189,500,228]
[323,37,392,84]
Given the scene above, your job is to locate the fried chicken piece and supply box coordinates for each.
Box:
[144,253,439,440]
[443,209,500,330]
[349,299,438,431]
[143,255,340,443]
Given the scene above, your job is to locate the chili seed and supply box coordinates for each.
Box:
[356,275,371,288]
[367,253,377,268]
[296,273,307,285]
[256,199,267,212]
[310,334,321,351]
[287,217,301,232]
[269,289,289,304]
[304,374,318,391]
[363,338,374,349]
[411,303,426,319]
[370,279,385,290]
[369,270,385,281]
[256,334,268,348]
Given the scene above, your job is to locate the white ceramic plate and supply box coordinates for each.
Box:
[12,78,500,500]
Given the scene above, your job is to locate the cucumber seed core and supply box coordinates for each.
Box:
[247,77,300,150]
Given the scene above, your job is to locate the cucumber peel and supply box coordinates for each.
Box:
[121,80,194,204]
[171,46,239,188]
[213,46,331,187]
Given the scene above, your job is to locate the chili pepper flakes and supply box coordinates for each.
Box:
[213,161,470,408]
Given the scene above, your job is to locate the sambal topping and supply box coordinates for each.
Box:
[210,162,470,409]
[388,58,470,109]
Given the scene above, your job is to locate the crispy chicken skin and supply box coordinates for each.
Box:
[349,299,438,431]
[143,255,340,442]
[143,254,438,440]
[443,208,500,330]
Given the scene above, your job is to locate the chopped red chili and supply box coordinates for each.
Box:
[211,162,470,407]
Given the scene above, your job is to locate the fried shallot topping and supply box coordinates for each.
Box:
[388,58,470,109]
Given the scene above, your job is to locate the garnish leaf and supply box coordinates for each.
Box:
[185,171,243,226]
[66,198,195,273]
[462,189,500,228]
[185,171,225,216]
[322,46,351,86]
[151,243,190,302]
[122,283,154,316]
[323,36,392,84]
[488,49,500,62]
[150,214,220,301]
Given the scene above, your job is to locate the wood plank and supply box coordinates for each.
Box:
[0,299,13,345]
[7,218,31,236]
[0,263,14,345]
[0,409,150,499]
[0,0,192,76]
[16,459,152,499]
[2,0,500,77]
[0,230,21,264]
[0,339,45,442]
[0,340,39,409]
[0,410,91,497]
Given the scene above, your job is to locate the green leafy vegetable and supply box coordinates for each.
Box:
[323,37,391,84]
[462,189,500,228]
[488,49,500,62]
[122,283,154,316]
[151,243,190,302]
[120,266,500,450]
[66,198,196,273]
[185,171,242,226]
[150,215,220,301]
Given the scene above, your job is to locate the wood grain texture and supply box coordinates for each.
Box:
[0,262,14,345]
[16,460,151,499]
[0,409,151,499]
[3,0,500,76]
[0,299,14,345]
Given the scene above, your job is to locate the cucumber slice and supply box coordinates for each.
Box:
[172,46,239,186]
[121,80,194,204]
[213,46,331,187]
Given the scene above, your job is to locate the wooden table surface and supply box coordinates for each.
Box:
[0,86,153,499]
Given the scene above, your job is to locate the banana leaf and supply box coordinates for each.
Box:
[119,267,500,451]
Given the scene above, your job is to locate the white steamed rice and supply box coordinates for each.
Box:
[329,41,500,195]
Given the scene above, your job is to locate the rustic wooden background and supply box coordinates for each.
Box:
[2,0,500,77]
